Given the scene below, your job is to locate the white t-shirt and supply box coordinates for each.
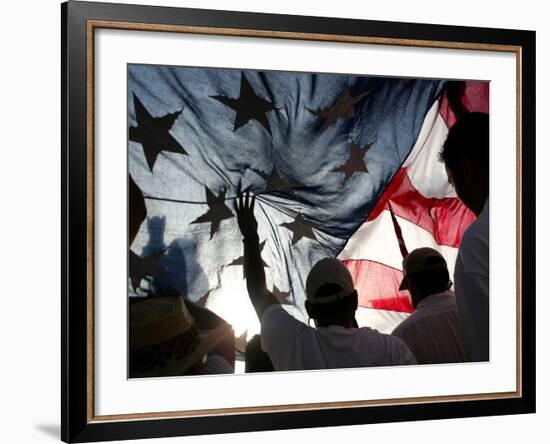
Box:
[260,305,416,371]
[454,198,489,361]
[391,290,469,364]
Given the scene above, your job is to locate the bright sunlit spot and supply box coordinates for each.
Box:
[204,266,261,342]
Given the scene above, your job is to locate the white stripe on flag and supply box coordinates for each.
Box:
[339,210,459,275]
[405,106,456,198]
[340,97,463,332]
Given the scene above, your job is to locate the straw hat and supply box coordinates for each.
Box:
[129,296,232,378]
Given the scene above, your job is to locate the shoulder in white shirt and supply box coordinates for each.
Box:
[260,304,416,371]
[392,290,468,364]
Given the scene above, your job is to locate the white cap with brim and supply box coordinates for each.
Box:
[306,258,355,304]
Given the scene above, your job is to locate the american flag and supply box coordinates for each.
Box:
[127,63,488,344]
[341,80,488,331]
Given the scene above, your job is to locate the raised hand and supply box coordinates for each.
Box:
[234,191,278,319]
[234,192,258,238]
[235,192,279,321]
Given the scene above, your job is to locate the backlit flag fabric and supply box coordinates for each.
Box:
[343,81,488,332]
[127,63,487,339]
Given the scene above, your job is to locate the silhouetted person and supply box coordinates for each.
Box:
[245,334,274,373]
[129,174,147,245]
[129,296,235,377]
[128,176,235,374]
[234,192,416,371]
[391,248,468,364]
[440,112,489,361]
[129,174,149,303]
[142,216,167,256]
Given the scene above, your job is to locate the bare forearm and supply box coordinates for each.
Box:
[235,192,278,319]
[243,236,266,293]
[243,237,278,318]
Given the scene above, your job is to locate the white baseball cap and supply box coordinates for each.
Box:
[306,258,355,304]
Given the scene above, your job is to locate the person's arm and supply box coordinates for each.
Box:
[455,269,489,361]
[208,324,236,369]
[184,299,236,367]
[454,227,489,362]
[234,192,279,320]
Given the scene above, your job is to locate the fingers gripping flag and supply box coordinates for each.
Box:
[127,64,483,338]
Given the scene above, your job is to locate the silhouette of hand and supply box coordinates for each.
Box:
[234,192,258,238]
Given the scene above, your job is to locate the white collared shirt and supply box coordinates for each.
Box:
[391,290,469,364]
[260,305,416,371]
[454,198,489,361]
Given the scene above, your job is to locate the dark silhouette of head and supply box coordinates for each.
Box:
[305,258,358,328]
[439,112,489,216]
[305,284,358,328]
[145,216,167,252]
[129,174,147,245]
[399,248,452,309]
[245,334,274,373]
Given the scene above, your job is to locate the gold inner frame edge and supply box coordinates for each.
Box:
[85,19,523,423]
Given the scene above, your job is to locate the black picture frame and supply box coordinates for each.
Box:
[62,1,536,442]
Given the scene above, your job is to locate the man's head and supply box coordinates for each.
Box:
[399,248,452,308]
[439,112,489,216]
[305,258,358,328]
[129,296,233,377]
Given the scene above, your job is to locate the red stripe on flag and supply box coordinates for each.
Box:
[439,81,490,128]
[367,168,475,248]
[343,259,413,313]
[342,81,488,318]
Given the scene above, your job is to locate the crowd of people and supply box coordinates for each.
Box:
[128,111,489,377]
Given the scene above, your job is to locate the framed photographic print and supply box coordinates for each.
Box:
[62,0,536,442]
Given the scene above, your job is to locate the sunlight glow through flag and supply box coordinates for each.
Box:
[127,64,488,340]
